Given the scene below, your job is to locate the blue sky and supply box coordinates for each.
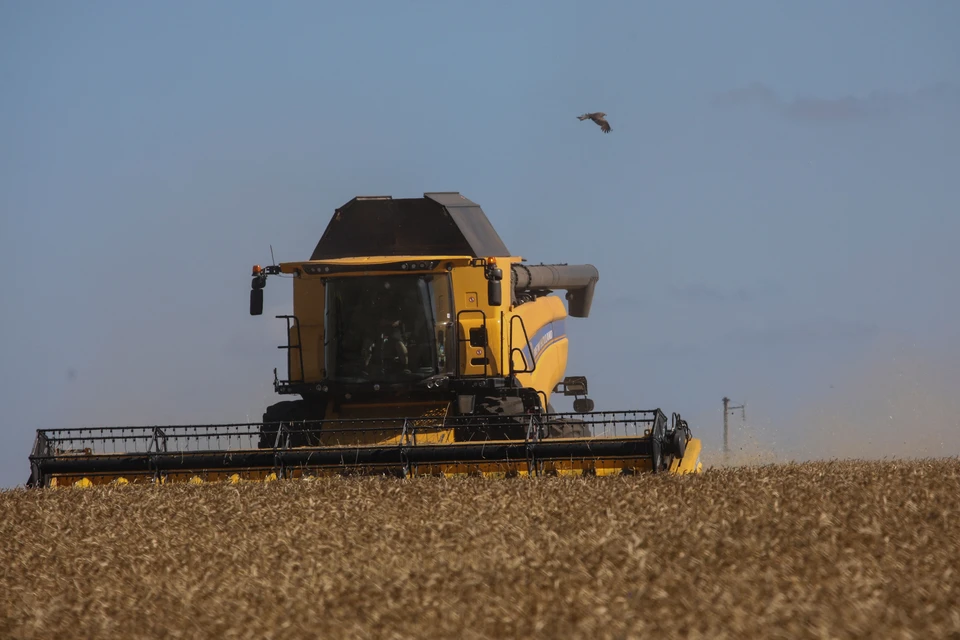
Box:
[2,1,958,486]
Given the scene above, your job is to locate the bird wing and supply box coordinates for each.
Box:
[592,115,611,132]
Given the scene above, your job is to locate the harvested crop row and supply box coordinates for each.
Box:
[2,459,959,639]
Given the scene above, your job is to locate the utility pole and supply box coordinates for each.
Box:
[722,397,746,461]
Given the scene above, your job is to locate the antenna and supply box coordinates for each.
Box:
[269,244,276,267]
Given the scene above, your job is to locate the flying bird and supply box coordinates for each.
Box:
[578,112,611,133]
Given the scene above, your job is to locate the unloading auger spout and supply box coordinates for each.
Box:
[511,264,599,318]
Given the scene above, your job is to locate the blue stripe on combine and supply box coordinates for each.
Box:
[520,318,567,368]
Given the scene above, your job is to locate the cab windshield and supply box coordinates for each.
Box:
[324,273,453,384]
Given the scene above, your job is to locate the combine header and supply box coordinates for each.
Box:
[27,192,703,487]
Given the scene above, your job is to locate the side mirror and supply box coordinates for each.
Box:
[487,278,502,307]
[250,287,264,316]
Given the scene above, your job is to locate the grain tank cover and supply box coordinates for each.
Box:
[310,192,512,260]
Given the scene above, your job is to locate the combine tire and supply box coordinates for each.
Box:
[544,403,591,438]
[259,400,323,449]
[453,396,529,442]
[451,396,592,441]
[544,419,591,438]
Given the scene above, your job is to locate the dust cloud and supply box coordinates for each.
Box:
[786,338,960,461]
[701,336,960,468]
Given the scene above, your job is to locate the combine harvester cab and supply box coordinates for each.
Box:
[27,192,703,487]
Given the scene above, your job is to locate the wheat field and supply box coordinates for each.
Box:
[2,459,959,639]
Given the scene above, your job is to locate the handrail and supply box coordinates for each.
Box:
[455,309,489,377]
[508,315,537,375]
[275,315,305,384]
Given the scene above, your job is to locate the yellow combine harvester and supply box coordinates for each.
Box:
[27,192,703,487]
